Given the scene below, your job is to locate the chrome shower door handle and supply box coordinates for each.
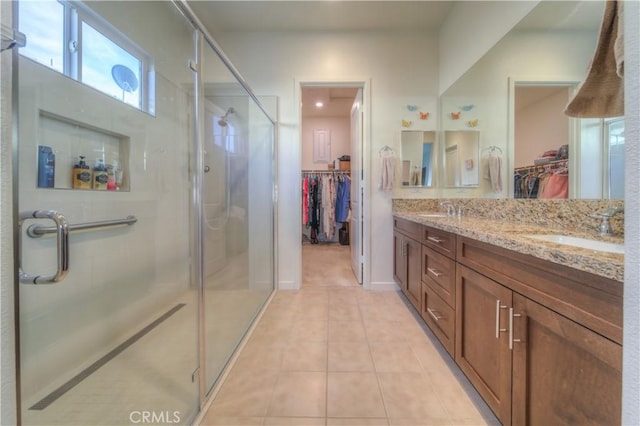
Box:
[19,210,70,284]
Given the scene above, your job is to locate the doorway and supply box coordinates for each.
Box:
[299,84,363,288]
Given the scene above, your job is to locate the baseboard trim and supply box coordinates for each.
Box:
[278,280,299,290]
[367,281,400,291]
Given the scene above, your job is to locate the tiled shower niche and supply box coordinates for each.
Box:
[38,110,130,191]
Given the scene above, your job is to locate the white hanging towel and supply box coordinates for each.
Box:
[488,155,502,193]
[379,156,396,192]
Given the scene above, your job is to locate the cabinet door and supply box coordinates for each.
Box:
[393,231,407,290]
[456,264,512,424]
[405,237,422,310]
[511,293,622,426]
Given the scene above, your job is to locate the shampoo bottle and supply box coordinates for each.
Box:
[72,155,92,189]
[92,158,108,190]
[37,146,55,188]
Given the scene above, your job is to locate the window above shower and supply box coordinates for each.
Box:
[18,0,155,114]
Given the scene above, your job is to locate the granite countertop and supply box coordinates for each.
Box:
[394,211,624,283]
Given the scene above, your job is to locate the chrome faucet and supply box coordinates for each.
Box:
[439,201,455,216]
[590,206,624,237]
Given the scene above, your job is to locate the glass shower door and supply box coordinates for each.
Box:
[200,42,276,393]
[15,1,200,424]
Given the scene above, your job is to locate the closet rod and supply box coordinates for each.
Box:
[514,159,567,173]
[302,170,350,174]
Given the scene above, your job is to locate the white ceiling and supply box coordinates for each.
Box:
[301,87,359,117]
[187,1,603,36]
[187,1,454,35]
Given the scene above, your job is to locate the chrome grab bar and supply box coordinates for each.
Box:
[19,210,70,284]
[26,215,137,238]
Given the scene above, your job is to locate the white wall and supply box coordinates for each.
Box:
[514,87,569,168]
[302,117,350,170]
[438,1,539,95]
[212,30,439,289]
[623,1,640,423]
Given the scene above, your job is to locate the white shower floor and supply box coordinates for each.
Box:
[21,254,271,426]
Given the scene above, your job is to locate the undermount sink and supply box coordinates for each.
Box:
[418,213,448,218]
[523,234,624,254]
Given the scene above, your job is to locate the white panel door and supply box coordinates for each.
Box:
[350,89,363,283]
[313,129,331,163]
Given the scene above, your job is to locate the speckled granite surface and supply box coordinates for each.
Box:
[393,199,624,282]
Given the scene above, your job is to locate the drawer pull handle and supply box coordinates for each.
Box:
[427,267,443,277]
[427,236,444,244]
[427,308,443,321]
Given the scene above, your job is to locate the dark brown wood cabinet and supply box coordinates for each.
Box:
[456,264,513,423]
[421,282,455,355]
[393,231,407,287]
[393,221,422,310]
[393,216,623,426]
[422,245,456,307]
[456,237,622,426]
[511,293,622,426]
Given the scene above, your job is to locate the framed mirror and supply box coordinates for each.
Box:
[443,130,479,187]
[400,130,437,187]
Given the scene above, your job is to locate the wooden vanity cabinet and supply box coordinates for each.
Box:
[393,218,422,310]
[421,282,456,355]
[456,236,622,426]
[456,264,513,423]
[511,293,622,426]
[421,232,457,356]
[393,217,622,425]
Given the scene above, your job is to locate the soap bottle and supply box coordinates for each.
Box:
[72,155,92,189]
[92,158,108,190]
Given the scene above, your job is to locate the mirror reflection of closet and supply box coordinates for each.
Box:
[400,130,436,187]
[514,84,572,198]
[443,130,479,187]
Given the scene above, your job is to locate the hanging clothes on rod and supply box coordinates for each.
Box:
[302,170,350,244]
[513,160,568,199]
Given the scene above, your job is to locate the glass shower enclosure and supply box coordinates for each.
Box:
[11,1,275,424]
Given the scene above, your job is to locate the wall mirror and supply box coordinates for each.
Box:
[443,130,479,187]
[400,130,436,187]
[439,0,619,199]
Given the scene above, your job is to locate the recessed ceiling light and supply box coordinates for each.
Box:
[315,101,324,108]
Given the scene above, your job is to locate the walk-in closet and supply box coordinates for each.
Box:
[300,86,359,287]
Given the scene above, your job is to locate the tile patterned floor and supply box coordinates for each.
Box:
[201,244,498,426]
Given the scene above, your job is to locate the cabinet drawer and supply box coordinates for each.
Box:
[422,225,456,259]
[421,282,455,356]
[393,217,422,241]
[422,245,456,308]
